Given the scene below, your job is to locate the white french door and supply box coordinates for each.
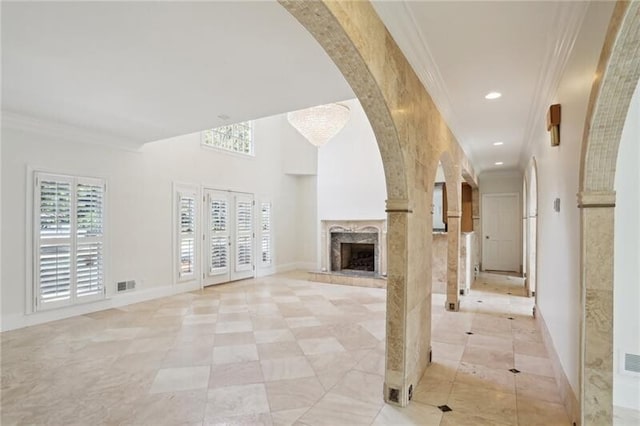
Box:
[203,189,255,286]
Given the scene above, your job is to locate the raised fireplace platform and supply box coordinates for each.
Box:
[310,219,387,288]
[308,270,387,289]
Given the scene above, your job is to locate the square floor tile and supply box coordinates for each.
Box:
[254,329,295,344]
[260,357,315,381]
[209,361,264,388]
[205,383,270,420]
[298,337,346,356]
[215,321,253,334]
[257,341,302,360]
[149,366,210,394]
[212,344,258,364]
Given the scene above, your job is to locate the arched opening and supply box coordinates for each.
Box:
[430,153,464,312]
[613,79,640,419]
[578,2,640,423]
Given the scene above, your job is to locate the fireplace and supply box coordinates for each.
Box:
[341,243,375,271]
[321,220,387,276]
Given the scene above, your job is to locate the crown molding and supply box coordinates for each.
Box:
[372,1,475,165]
[517,1,590,169]
[1,110,143,152]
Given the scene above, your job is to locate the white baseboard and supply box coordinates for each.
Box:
[535,304,581,425]
[296,261,317,271]
[274,262,317,273]
[1,280,201,332]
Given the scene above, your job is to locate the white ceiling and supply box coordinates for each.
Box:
[372,1,593,173]
[1,1,354,147]
[3,1,609,173]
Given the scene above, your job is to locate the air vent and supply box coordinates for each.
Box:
[624,353,640,375]
[117,280,136,292]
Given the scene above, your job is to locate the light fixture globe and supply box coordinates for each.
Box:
[287,103,350,147]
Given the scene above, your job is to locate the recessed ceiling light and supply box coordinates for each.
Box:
[485,92,502,100]
[495,161,504,166]
[493,141,504,146]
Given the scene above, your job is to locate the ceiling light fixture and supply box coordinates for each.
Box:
[287,103,350,147]
[493,141,504,146]
[495,161,504,166]
[485,92,502,100]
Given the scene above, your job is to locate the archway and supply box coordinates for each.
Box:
[436,151,463,312]
[279,0,474,406]
[578,2,640,424]
[613,78,640,420]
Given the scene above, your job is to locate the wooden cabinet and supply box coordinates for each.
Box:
[461,183,473,232]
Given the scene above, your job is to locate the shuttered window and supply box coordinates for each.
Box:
[35,173,106,310]
[176,186,198,282]
[261,202,272,265]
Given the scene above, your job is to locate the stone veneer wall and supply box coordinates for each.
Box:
[431,233,447,294]
[578,2,640,424]
[279,0,477,406]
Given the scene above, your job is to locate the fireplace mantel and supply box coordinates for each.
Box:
[320,219,387,276]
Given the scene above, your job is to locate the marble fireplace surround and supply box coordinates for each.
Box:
[321,220,387,276]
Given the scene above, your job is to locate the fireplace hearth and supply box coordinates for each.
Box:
[321,220,386,277]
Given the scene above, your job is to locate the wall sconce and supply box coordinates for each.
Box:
[547,104,561,146]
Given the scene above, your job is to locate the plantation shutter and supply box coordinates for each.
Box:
[76,178,105,298]
[235,195,253,272]
[35,173,106,310]
[178,194,196,279]
[209,195,229,275]
[37,175,73,306]
[260,202,272,265]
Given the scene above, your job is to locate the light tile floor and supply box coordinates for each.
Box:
[0,271,624,425]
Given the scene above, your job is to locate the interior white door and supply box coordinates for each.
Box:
[203,189,255,286]
[482,193,519,271]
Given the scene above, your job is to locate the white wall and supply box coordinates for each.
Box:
[613,81,640,410]
[478,170,523,271]
[1,112,317,331]
[317,98,387,224]
[522,1,613,395]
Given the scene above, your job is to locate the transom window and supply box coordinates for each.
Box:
[202,121,253,155]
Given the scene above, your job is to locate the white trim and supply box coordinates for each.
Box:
[31,170,108,312]
[1,280,201,332]
[3,111,141,151]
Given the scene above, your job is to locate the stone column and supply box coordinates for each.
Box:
[384,198,411,406]
[578,191,614,425]
[446,212,461,311]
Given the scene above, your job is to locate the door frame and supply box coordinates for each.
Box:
[481,192,520,272]
[201,187,256,288]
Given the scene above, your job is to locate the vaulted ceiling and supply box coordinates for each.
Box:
[1,1,354,148]
[3,1,610,172]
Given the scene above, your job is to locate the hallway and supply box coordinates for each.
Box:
[427,272,568,425]
[1,271,577,425]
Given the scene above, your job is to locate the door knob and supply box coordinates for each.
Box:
[485,236,490,239]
